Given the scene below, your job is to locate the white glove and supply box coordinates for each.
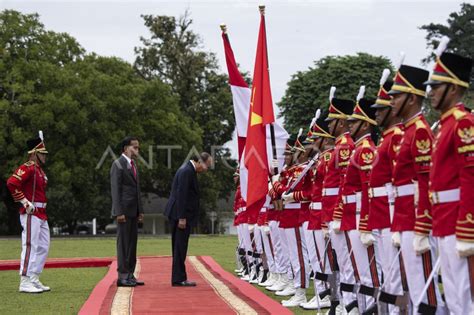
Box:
[392,232,401,247]
[270,159,279,172]
[360,232,376,247]
[322,227,330,239]
[263,226,271,235]
[282,192,295,204]
[413,234,431,255]
[330,220,341,234]
[271,174,280,184]
[456,240,474,257]
[248,224,255,232]
[20,198,35,214]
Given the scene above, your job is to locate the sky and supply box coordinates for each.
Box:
[2,0,465,154]
[2,0,464,104]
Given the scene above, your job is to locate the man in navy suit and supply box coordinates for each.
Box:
[165,152,213,286]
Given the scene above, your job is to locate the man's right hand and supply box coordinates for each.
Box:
[178,218,187,229]
[117,215,126,223]
[20,198,35,214]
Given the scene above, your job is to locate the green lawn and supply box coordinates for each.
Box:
[0,236,316,314]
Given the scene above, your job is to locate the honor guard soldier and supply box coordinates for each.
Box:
[300,111,335,310]
[425,36,474,314]
[278,134,312,307]
[338,87,381,313]
[368,69,408,313]
[323,86,357,313]
[389,60,447,314]
[266,140,295,293]
[7,132,51,293]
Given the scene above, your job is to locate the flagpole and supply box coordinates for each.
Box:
[258,4,279,176]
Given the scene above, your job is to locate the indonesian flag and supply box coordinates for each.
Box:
[222,30,250,160]
[244,10,277,224]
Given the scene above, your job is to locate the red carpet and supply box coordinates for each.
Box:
[80,256,291,315]
[0,257,113,271]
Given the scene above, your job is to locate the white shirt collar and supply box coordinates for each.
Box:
[190,160,197,171]
[122,153,132,166]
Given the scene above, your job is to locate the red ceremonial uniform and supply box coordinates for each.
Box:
[292,160,312,225]
[429,104,474,240]
[392,113,434,234]
[233,185,245,226]
[7,161,48,221]
[368,124,403,229]
[269,167,292,225]
[339,134,376,232]
[307,149,331,230]
[256,208,268,226]
[322,132,354,223]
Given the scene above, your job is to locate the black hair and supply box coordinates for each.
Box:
[192,152,211,163]
[121,136,138,152]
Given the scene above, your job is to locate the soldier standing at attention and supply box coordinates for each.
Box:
[425,36,474,315]
[7,132,51,293]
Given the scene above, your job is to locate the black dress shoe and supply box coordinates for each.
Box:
[172,280,196,287]
[130,277,145,286]
[117,279,136,287]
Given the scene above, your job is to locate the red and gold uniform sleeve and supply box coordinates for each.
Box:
[455,116,474,241]
[358,146,376,232]
[293,168,312,202]
[6,164,33,202]
[412,124,434,235]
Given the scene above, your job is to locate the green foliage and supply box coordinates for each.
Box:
[278,53,393,135]
[134,11,236,225]
[0,10,201,234]
[420,2,474,108]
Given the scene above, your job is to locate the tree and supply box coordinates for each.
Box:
[420,2,474,108]
[0,10,201,234]
[134,12,236,227]
[278,53,393,135]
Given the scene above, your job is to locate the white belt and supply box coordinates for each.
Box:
[33,202,47,208]
[323,188,339,196]
[260,208,267,213]
[343,194,356,204]
[430,188,460,204]
[310,202,322,210]
[267,204,274,210]
[236,207,245,214]
[394,184,415,198]
[284,203,301,209]
[369,186,388,198]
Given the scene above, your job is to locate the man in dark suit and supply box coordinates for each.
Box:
[110,136,145,287]
[165,152,213,286]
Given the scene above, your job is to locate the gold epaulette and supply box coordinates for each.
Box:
[393,126,403,135]
[453,108,467,121]
[24,161,35,167]
[362,139,370,148]
[415,120,427,130]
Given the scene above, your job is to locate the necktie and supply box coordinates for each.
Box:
[131,160,137,179]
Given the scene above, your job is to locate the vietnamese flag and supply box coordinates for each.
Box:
[244,8,276,224]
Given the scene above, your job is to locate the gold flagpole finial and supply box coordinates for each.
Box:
[220,23,227,33]
[259,5,265,15]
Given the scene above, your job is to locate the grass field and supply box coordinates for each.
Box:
[0,235,316,314]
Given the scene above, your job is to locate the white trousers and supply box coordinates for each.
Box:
[330,230,357,305]
[376,228,405,314]
[237,224,244,248]
[260,226,276,273]
[348,230,382,310]
[19,214,50,277]
[269,220,289,274]
[304,227,329,294]
[285,226,310,289]
[400,231,446,314]
[438,235,474,315]
[241,223,255,266]
[279,226,294,279]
